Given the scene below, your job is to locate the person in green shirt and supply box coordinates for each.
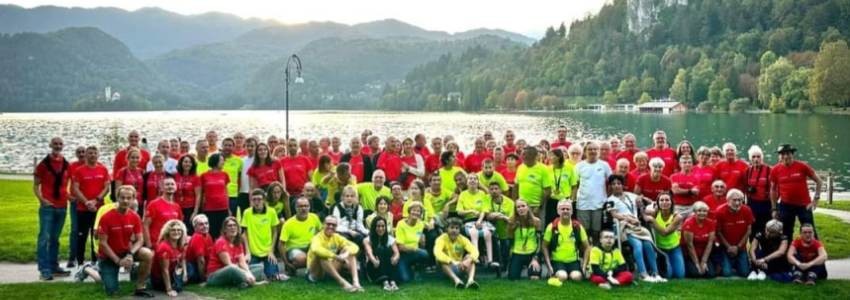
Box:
[485,181,514,272]
[425,175,452,224]
[547,148,578,224]
[589,230,633,289]
[241,189,284,281]
[542,200,590,285]
[356,170,391,213]
[515,147,553,223]
[434,217,479,289]
[438,152,466,196]
[279,197,322,273]
[457,174,496,269]
[221,138,244,217]
[194,139,210,175]
[394,202,428,283]
[507,199,542,280]
[478,159,508,193]
[310,155,334,201]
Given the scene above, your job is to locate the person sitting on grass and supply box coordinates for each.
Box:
[96,185,154,297]
[714,189,754,278]
[434,217,480,289]
[748,219,790,281]
[307,215,363,292]
[186,214,213,283]
[506,199,541,281]
[152,220,188,297]
[682,201,717,278]
[363,216,400,292]
[542,200,590,287]
[242,189,285,281]
[395,202,429,283]
[787,223,828,285]
[486,181,515,273]
[589,230,633,290]
[206,217,265,288]
[280,197,323,274]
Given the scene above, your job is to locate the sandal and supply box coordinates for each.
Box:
[133,289,155,298]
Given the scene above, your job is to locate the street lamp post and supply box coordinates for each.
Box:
[284,54,304,140]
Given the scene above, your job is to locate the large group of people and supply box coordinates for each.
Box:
[33,126,830,296]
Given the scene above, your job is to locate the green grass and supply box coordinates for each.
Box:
[823,201,850,212]
[1,279,849,299]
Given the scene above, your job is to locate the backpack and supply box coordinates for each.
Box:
[547,218,584,258]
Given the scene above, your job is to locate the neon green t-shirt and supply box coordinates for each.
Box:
[395,219,424,250]
[426,190,453,214]
[590,247,626,272]
[241,207,280,257]
[543,222,587,263]
[516,163,554,207]
[488,195,515,238]
[512,225,538,255]
[550,164,579,200]
[355,182,391,211]
[196,157,210,175]
[438,167,465,195]
[403,198,435,223]
[222,155,243,197]
[457,190,490,220]
[478,171,509,192]
[280,213,322,249]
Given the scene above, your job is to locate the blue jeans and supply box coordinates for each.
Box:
[661,246,686,279]
[748,200,772,239]
[37,206,66,275]
[187,261,203,284]
[720,247,750,277]
[627,235,658,276]
[250,256,280,279]
[398,249,429,283]
[98,259,122,295]
[68,203,78,264]
[685,255,716,278]
[779,203,816,239]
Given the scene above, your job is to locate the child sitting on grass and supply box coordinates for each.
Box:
[589,230,633,289]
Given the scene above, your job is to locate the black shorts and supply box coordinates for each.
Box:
[552,261,582,274]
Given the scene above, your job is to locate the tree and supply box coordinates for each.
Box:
[616,77,640,103]
[707,75,728,106]
[758,57,795,108]
[688,58,715,105]
[638,92,653,104]
[782,68,812,108]
[640,76,658,97]
[603,90,618,105]
[515,89,529,109]
[810,40,850,107]
[670,68,688,103]
[760,51,778,67]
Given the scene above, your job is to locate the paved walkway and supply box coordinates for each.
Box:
[818,208,850,279]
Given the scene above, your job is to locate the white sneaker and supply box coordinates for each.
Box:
[747,271,758,280]
[757,271,767,280]
[653,274,667,283]
[642,275,657,283]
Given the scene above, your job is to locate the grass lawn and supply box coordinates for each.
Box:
[1,278,850,299]
[823,201,850,212]
[0,179,848,262]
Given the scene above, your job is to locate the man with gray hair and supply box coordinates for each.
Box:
[715,189,754,278]
[715,142,749,192]
[646,130,677,176]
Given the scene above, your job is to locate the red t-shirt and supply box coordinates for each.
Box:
[454,152,466,169]
[201,171,230,211]
[715,159,749,192]
[646,148,678,176]
[415,146,431,159]
[636,174,671,202]
[347,153,366,182]
[681,216,716,258]
[34,154,70,208]
[115,167,144,201]
[376,151,403,182]
[792,238,823,263]
[308,155,320,172]
[550,140,572,151]
[616,149,639,170]
[186,232,214,262]
[73,163,110,211]
[279,155,312,195]
[701,195,723,219]
[691,165,716,199]
[323,151,342,165]
[97,209,142,258]
[174,173,200,209]
[502,144,517,155]
[400,154,420,188]
[714,203,754,246]
[464,151,492,173]
[113,147,151,176]
[390,201,404,227]
[496,166,517,185]
[144,171,167,202]
[770,161,816,207]
[206,237,245,276]
[425,153,441,176]
[745,165,771,202]
[247,162,282,187]
[152,241,184,280]
[232,148,248,158]
[670,172,699,206]
[361,147,373,156]
[145,198,183,243]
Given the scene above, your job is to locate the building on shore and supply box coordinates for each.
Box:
[637,101,687,113]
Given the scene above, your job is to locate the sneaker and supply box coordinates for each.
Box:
[65,261,76,269]
[599,283,612,290]
[383,281,392,291]
[52,268,71,277]
[642,275,657,283]
[74,265,89,282]
[39,273,53,281]
[805,278,816,286]
[653,275,667,283]
[757,271,767,281]
[747,271,758,280]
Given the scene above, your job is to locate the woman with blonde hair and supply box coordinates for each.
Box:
[152,220,188,296]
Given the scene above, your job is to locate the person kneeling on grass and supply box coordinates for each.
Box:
[186,214,213,284]
[748,219,790,281]
[242,189,286,281]
[152,220,188,297]
[787,223,828,285]
[206,217,265,288]
[96,185,154,297]
[434,217,480,289]
[542,200,590,287]
[307,215,363,292]
[590,230,634,289]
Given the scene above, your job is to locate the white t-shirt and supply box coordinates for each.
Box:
[575,160,612,210]
[240,156,254,193]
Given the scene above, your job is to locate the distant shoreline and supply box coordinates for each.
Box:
[2,108,850,115]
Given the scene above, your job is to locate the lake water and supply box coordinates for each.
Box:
[1,110,848,191]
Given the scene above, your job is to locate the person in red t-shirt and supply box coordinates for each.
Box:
[279,138,313,197]
[66,146,87,269]
[424,137,443,179]
[248,143,285,190]
[152,220,187,296]
[770,144,823,239]
[744,145,773,239]
[175,155,200,234]
[365,135,381,159]
[400,138,426,189]
[72,146,111,266]
[714,189,754,278]
[599,141,617,171]
[682,201,717,278]
[142,155,168,215]
[671,155,700,218]
[464,138,493,173]
[112,130,151,180]
[646,131,677,177]
[206,217,261,287]
[186,214,214,283]
[497,153,519,199]
[692,147,716,200]
[144,177,183,248]
[714,143,749,193]
[612,158,635,192]
[307,140,321,172]
[787,223,828,284]
[635,158,671,205]
[232,132,248,157]
[550,126,572,151]
[609,137,622,158]
[97,185,153,297]
[115,148,144,203]
[326,136,344,164]
[414,133,431,158]
[376,136,404,183]
[198,153,231,239]
[34,137,72,280]
[340,137,374,183]
[701,180,726,219]
[615,134,639,171]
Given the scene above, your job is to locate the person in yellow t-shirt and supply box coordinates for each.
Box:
[323,163,357,207]
[478,159,508,193]
[589,230,633,289]
[434,217,479,289]
[515,147,553,221]
[241,189,283,281]
[307,215,362,293]
[279,197,322,272]
[456,174,496,269]
[394,202,428,283]
[485,181,514,271]
[355,170,391,212]
[542,200,590,284]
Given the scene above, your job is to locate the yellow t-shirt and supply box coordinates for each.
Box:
[403,198,435,223]
[395,219,424,250]
[280,213,322,249]
[438,167,466,195]
[550,164,579,200]
[433,233,479,264]
[425,189,453,213]
[241,207,280,257]
[516,163,554,207]
[488,195,515,238]
[478,171,509,192]
[222,155,243,197]
[324,176,357,207]
[590,247,626,272]
[356,182,391,211]
[307,232,359,266]
[543,221,588,263]
[457,190,490,220]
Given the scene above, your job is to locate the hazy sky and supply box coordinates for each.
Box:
[7,0,610,37]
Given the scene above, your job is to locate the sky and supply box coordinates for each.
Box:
[6,0,610,38]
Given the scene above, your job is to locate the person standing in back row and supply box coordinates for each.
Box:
[770,144,822,239]
[34,137,72,280]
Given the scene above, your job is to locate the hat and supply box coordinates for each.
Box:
[776,144,797,154]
